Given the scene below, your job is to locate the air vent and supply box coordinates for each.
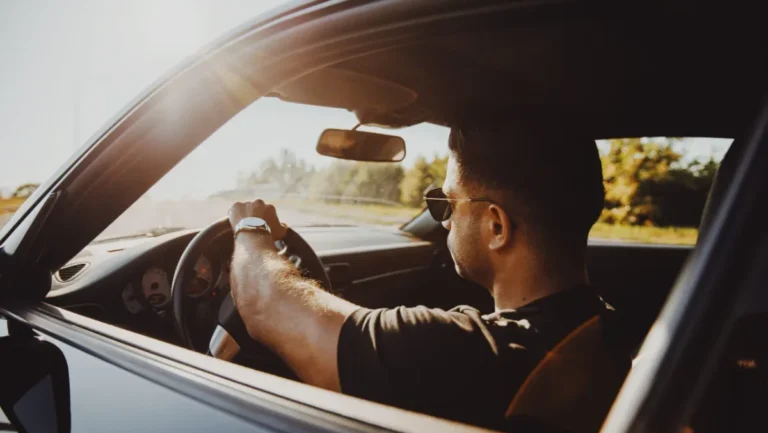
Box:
[56,263,88,282]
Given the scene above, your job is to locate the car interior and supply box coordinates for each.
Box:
[22,2,766,431]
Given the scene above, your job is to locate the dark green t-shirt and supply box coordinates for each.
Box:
[337,287,622,431]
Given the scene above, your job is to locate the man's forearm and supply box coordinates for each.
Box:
[230,232,358,391]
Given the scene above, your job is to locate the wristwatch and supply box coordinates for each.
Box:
[233,217,271,238]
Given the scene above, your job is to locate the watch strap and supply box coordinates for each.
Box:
[234,217,271,238]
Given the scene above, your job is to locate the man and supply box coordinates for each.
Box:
[227,120,625,430]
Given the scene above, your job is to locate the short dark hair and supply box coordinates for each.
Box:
[448,116,604,254]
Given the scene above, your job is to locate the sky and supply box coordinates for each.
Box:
[0,0,730,201]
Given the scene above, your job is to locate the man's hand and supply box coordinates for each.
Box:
[226,199,288,334]
[225,199,359,391]
[227,199,289,241]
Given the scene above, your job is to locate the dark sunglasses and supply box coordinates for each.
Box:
[424,187,495,222]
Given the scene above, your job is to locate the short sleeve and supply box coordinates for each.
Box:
[337,305,504,419]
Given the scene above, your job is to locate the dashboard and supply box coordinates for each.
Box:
[121,249,228,314]
[46,225,440,347]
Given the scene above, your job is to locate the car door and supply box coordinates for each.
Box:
[0,317,268,433]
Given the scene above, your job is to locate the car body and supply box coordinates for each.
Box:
[1,1,767,432]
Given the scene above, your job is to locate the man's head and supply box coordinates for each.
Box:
[440,116,604,288]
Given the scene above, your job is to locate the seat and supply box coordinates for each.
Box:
[505,315,631,433]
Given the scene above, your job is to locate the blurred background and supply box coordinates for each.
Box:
[0,0,731,245]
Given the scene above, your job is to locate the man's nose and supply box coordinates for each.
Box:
[442,218,451,231]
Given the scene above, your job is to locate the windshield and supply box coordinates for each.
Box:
[94,98,450,240]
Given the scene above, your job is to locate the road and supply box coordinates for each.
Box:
[98,198,362,239]
[2,196,410,240]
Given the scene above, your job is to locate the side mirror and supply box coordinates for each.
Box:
[316,129,406,162]
[0,333,71,433]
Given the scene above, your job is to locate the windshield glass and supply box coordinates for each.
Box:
[95,98,451,240]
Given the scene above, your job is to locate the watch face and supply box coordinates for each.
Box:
[240,217,268,229]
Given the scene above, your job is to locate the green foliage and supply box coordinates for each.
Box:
[236,138,719,230]
[600,138,717,227]
[400,155,448,207]
[236,149,314,193]
[310,161,404,205]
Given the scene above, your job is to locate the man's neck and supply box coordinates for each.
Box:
[490,255,589,311]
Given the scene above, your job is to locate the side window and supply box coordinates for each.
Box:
[590,137,732,245]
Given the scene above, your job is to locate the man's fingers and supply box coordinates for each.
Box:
[262,204,287,240]
[228,199,286,238]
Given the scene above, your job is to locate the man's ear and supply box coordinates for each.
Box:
[487,204,513,250]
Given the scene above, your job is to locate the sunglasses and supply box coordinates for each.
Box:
[424,187,495,222]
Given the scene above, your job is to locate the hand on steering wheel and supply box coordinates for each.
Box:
[228,199,288,243]
[170,200,331,373]
[225,200,287,322]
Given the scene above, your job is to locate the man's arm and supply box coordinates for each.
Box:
[228,200,359,391]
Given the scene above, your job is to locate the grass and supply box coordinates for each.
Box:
[0,197,26,213]
[0,197,26,230]
[590,222,698,245]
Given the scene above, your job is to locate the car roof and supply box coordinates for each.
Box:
[270,1,767,139]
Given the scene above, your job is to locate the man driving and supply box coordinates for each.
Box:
[227,119,627,430]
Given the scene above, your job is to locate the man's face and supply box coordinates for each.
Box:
[441,156,491,285]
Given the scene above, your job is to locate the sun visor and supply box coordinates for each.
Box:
[271,68,417,113]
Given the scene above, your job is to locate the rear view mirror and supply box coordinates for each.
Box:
[316,129,406,162]
[0,333,70,433]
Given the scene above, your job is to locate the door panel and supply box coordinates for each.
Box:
[0,318,260,433]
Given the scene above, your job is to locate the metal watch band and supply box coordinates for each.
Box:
[234,225,271,237]
[234,217,271,238]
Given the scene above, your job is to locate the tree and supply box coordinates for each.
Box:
[347,163,404,205]
[12,183,40,199]
[638,158,717,227]
[310,161,404,205]
[237,149,314,193]
[600,138,718,227]
[400,155,448,207]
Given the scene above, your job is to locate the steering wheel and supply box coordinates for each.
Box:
[170,217,331,363]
